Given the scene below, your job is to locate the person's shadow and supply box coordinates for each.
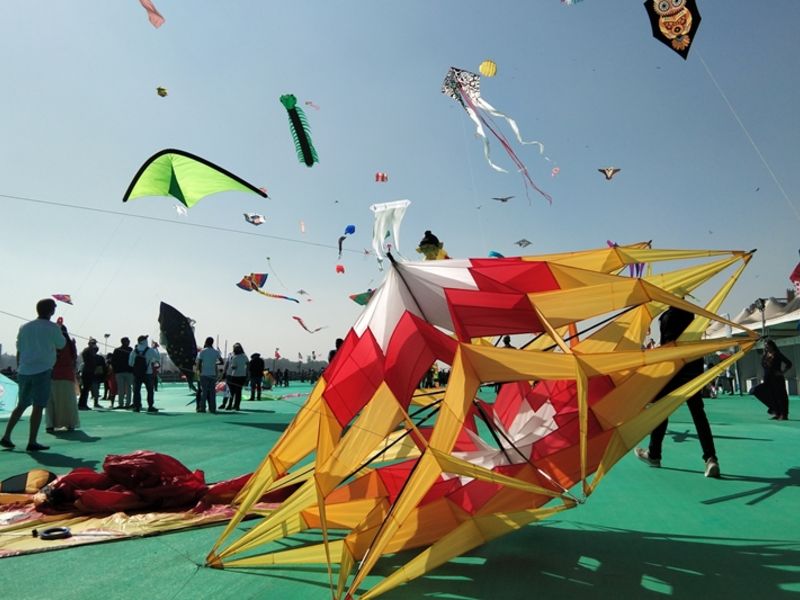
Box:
[669,428,772,444]
[701,467,800,506]
[52,430,101,444]
[26,451,100,470]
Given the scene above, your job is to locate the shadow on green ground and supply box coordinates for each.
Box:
[210,522,800,599]
[1,388,798,599]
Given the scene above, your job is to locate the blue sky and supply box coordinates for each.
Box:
[1,1,798,360]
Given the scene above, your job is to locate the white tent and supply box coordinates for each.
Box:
[706,296,800,339]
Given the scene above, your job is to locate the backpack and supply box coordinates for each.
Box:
[132,349,148,378]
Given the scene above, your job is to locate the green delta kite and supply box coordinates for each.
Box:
[122,149,267,208]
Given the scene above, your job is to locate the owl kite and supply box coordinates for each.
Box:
[644,0,702,60]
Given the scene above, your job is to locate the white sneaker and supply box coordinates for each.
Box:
[704,458,721,478]
[634,447,661,468]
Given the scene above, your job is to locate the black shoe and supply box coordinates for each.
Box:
[133,407,141,412]
[46,428,55,434]
[26,442,49,452]
[147,407,159,413]
[78,405,91,411]
[0,438,14,449]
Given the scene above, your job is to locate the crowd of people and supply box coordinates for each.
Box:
[1,299,794,456]
[0,299,336,450]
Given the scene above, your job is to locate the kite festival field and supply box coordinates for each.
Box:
[0,383,798,599]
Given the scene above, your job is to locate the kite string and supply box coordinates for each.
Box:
[458,105,490,252]
[265,257,288,290]
[73,218,147,336]
[697,51,800,222]
[0,192,365,255]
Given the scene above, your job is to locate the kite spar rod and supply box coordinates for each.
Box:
[470,398,580,503]
[470,399,514,465]
[254,400,447,496]
[385,252,434,324]
[340,398,445,484]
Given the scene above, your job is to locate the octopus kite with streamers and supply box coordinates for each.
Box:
[442,66,551,204]
[236,273,299,303]
[280,94,318,167]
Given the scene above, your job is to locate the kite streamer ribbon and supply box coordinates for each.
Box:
[457,86,552,204]
[139,0,165,28]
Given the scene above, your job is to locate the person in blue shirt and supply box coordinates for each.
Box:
[1,299,66,452]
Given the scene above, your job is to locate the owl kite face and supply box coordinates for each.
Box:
[654,0,685,16]
[658,6,692,41]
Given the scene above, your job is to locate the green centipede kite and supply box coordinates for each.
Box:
[280,94,319,167]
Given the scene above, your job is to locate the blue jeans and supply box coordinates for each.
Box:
[133,374,154,410]
[199,376,217,413]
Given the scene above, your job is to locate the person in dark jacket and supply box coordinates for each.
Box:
[635,307,721,478]
[248,353,266,400]
[111,337,134,409]
[78,338,100,411]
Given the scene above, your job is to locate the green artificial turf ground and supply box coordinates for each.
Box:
[1,383,798,599]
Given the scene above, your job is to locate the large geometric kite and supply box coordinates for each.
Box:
[207,243,757,598]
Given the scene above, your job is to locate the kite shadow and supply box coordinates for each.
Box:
[216,566,333,593]
[375,524,800,599]
[221,421,286,434]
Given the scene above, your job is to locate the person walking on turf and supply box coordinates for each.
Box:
[1,298,66,452]
[196,337,222,413]
[635,306,721,478]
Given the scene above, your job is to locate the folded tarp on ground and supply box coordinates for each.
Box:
[0,450,303,557]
